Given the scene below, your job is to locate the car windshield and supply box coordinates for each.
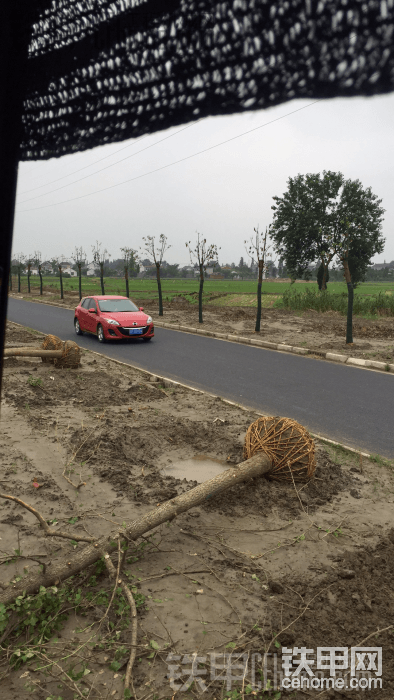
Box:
[98,299,139,312]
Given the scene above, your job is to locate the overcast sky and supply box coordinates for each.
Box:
[13,92,394,268]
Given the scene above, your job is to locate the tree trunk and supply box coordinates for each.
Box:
[100,263,105,295]
[199,265,204,323]
[78,264,82,301]
[9,272,12,291]
[156,263,163,316]
[255,260,263,332]
[27,267,31,294]
[343,259,353,344]
[0,453,271,605]
[17,270,21,293]
[321,263,328,291]
[39,267,43,295]
[4,348,63,358]
[59,267,63,300]
[125,266,129,298]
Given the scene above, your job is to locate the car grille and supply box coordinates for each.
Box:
[118,325,149,336]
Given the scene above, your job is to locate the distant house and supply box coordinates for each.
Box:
[373,261,394,270]
[41,261,53,273]
[61,263,77,277]
[86,262,98,276]
[142,265,157,276]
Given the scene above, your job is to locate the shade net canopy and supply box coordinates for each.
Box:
[23,0,394,161]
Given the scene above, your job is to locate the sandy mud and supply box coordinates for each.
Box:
[1,322,393,699]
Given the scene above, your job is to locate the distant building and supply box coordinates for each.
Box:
[41,261,53,273]
[62,263,77,277]
[373,260,394,270]
[86,262,98,276]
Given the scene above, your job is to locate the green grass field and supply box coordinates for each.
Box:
[11,276,394,299]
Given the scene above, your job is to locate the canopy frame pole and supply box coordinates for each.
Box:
[0,1,30,396]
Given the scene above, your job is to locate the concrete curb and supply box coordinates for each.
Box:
[154,321,394,375]
[6,320,375,458]
[8,297,394,376]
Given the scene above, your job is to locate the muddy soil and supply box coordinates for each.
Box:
[1,321,394,699]
[9,289,394,362]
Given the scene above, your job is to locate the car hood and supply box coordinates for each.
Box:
[100,311,149,325]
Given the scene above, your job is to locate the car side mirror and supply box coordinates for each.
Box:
[88,308,96,313]
[139,307,144,311]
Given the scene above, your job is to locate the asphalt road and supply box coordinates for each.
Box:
[6,298,394,457]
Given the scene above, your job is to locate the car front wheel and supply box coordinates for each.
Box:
[74,318,83,335]
[97,324,106,343]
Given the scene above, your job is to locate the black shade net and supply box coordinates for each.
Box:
[23,0,394,161]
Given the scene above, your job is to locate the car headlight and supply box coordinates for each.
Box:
[146,316,153,324]
[106,319,120,325]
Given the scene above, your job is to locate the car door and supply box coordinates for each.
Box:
[78,298,90,331]
[85,298,98,332]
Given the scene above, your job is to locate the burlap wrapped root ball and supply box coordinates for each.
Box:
[244,416,316,482]
[41,335,81,368]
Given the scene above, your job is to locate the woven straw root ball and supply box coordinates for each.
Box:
[244,416,316,482]
[41,334,63,363]
[41,335,81,368]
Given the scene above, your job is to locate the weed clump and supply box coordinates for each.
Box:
[280,288,394,316]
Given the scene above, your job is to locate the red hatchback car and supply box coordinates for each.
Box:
[74,296,154,343]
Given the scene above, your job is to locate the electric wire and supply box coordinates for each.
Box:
[18,133,151,194]
[18,120,200,201]
[17,99,321,213]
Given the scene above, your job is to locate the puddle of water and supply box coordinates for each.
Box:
[162,454,230,483]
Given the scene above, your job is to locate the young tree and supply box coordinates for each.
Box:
[141,234,170,316]
[271,171,385,342]
[245,226,271,332]
[33,251,43,295]
[92,241,109,295]
[186,232,219,324]
[72,246,86,301]
[13,254,25,293]
[120,247,139,298]
[50,257,65,299]
[26,255,33,294]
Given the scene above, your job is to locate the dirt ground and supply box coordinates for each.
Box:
[1,321,394,699]
[9,289,394,363]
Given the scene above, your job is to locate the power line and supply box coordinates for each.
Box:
[17,99,321,214]
[17,133,151,195]
[18,120,200,202]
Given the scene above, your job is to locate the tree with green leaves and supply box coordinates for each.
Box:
[92,241,110,295]
[271,171,385,343]
[186,233,219,324]
[160,263,180,279]
[245,226,271,332]
[141,234,170,316]
[120,247,139,298]
[317,262,329,290]
[72,246,86,301]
